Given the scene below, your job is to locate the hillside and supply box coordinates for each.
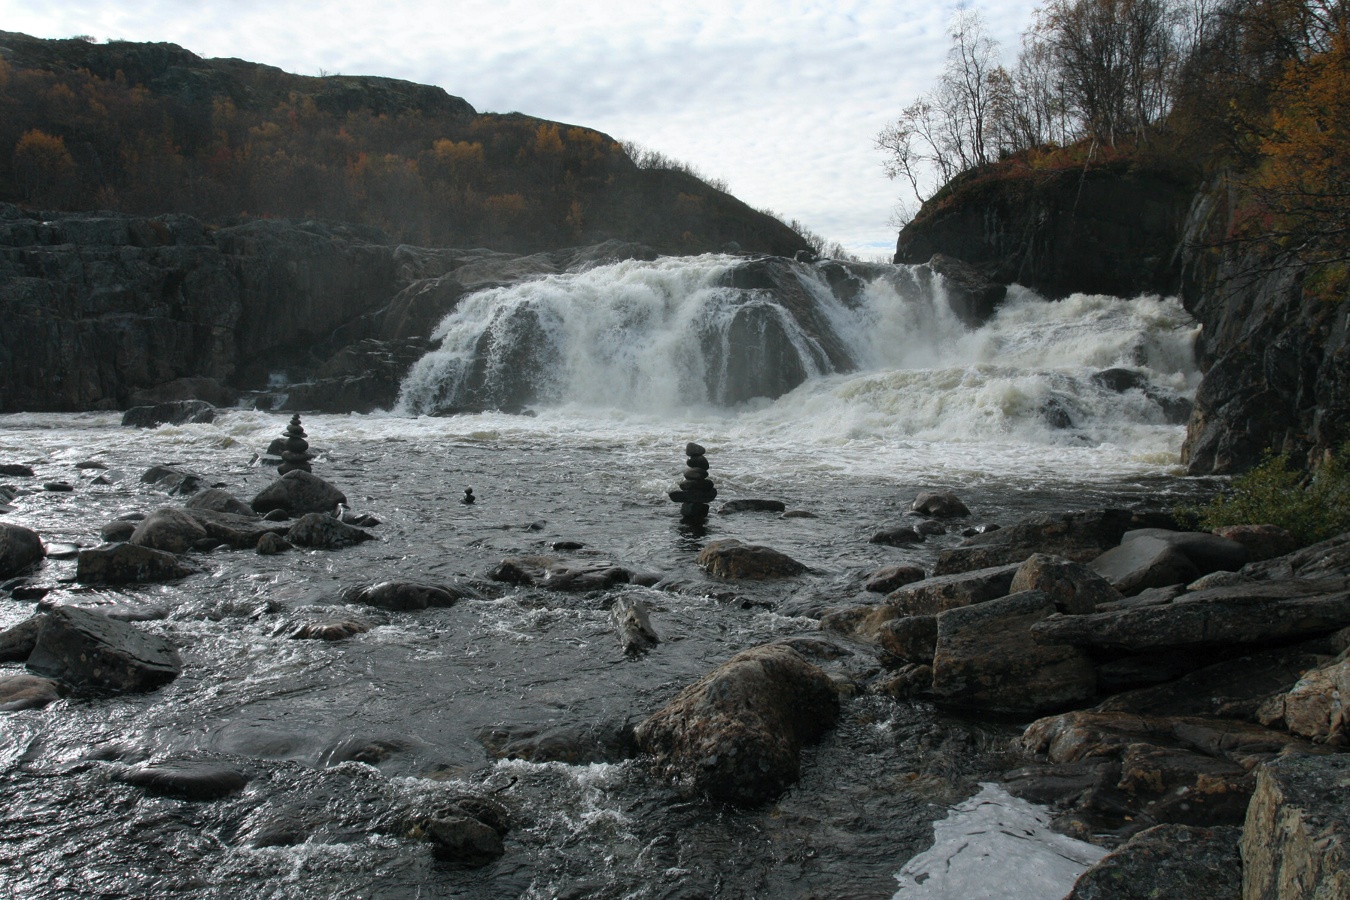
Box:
[0,31,808,257]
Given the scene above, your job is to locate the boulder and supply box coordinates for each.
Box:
[99,520,138,542]
[25,606,181,692]
[1257,655,1350,745]
[911,490,970,518]
[0,463,34,476]
[286,513,376,549]
[1011,553,1121,614]
[633,643,839,805]
[696,540,805,579]
[1033,578,1350,653]
[256,532,290,555]
[864,564,925,594]
[1065,824,1242,900]
[284,618,370,641]
[1090,536,1202,595]
[612,597,659,655]
[115,758,250,800]
[1120,528,1249,573]
[0,616,43,661]
[422,810,507,867]
[120,400,216,428]
[128,508,209,553]
[488,556,634,591]
[185,488,257,517]
[876,615,938,665]
[0,673,62,710]
[935,509,1175,575]
[75,543,199,584]
[0,522,44,577]
[251,470,347,516]
[870,526,924,546]
[185,508,290,548]
[931,591,1097,716]
[885,563,1020,615]
[1241,754,1350,900]
[342,581,464,611]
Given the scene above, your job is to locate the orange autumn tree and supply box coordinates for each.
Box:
[12,128,76,207]
[1244,20,1350,279]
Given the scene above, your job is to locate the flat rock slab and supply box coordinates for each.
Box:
[75,542,199,584]
[1011,553,1120,614]
[489,555,634,591]
[1091,536,1202,595]
[884,563,1020,616]
[26,606,181,693]
[0,523,45,578]
[115,758,249,800]
[932,590,1096,716]
[634,643,838,805]
[934,509,1174,575]
[1066,824,1242,900]
[1033,578,1350,652]
[696,540,805,579]
[1121,528,1248,573]
[1242,753,1350,900]
[0,673,62,710]
[477,719,637,765]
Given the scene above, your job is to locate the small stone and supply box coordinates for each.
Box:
[43,482,74,492]
[685,442,706,457]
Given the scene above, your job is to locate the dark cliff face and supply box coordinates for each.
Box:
[895,163,1196,300]
[1178,180,1350,474]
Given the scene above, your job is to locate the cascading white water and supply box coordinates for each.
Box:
[395,254,1201,459]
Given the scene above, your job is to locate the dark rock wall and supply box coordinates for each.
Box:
[895,163,1195,300]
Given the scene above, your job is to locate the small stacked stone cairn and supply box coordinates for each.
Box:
[669,442,716,523]
[277,414,315,475]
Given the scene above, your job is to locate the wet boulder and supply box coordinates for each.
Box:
[864,564,926,594]
[634,643,839,805]
[76,543,199,584]
[1065,824,1242,900]
[412,796,511,867]
[1012,553,1121,614]
[478,719,637,765]
[885,563,1020,616]
[1241,754,1350,900]
[121,400,216,428]
[129,508,209,554]
[342,580,465,611]
[139,464,206,495]
[0,616,43,661]
[911,490,970,518]
[25,606,181,692]
[876,615,938,665]
[1119,528,1249,574]
[185,488,257,517]
[115,757,250,800]
[488,555,634,591]
[286,513,376,549]
[931,590,1097,716]
[0,673,62,710]
[1210,524,1297,562]
[186,508,290,549]
[100,519,138,542]
[696,540,806,579]
[0,522,44,577]
[0,463,34,477]
[282,618,371,641]
[870,525,924,546]
[719,499,786,514]
[251,469,347,516]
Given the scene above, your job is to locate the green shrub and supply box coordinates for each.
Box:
[1184,445,1350,547]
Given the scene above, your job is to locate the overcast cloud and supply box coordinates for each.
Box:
[0,1,1043,258]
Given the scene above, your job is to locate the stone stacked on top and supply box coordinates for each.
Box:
[277,414,315,475]
[669,442,716,522]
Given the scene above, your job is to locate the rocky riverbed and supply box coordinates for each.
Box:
[1,409,1346,898]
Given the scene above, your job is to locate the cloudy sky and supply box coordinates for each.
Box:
[1,1,1043,258]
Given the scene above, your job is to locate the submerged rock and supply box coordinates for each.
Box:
[911,490,970,518]
[139,464,206,495]
[115,758,250,800]
[342,581,465,610]
[612,597,659,655]
[477,719,637,765]
[121,400,216,428]
[488,555,634,591]
[634,642,839,805]
[0,673,62,710]
[26,606,182,693]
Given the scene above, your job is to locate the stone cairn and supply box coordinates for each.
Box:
[669,442,716,523]
[277,414,315,475]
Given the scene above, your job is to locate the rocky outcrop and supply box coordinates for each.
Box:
[895,161,1195,300]
[1066,824,1242,900]
[1241,754,1350,900]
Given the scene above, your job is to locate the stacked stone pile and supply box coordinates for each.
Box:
[277,414,315,475]
[668,442,716,523]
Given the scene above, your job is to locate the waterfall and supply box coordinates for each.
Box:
[395,253,1200,450]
